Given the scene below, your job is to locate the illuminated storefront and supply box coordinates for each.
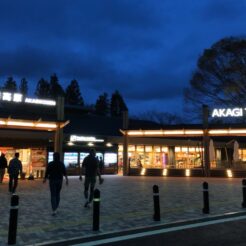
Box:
[118,123,246,177]
[118,144,203,169]
[2,92,246,178]
[0,92,67,178]
[61,134,118,174]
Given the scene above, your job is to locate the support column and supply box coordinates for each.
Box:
[168,146,175,168]
[122,110,129,176]
[54,97,64,160]
[203,105,210,177]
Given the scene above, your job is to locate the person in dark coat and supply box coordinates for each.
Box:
[8,153,22,193]
[0,153,7,183]
[43,152,68,216]
[81,149,103,208]
[98,156,105,174]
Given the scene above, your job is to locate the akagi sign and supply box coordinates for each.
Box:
[212,108,246,118]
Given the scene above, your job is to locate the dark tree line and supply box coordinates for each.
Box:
[0,74,128,117]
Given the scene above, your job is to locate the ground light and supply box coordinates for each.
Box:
[226,169,233,178]
[185,169,191,177]
[141,168,146,175]
[162,168,168,176]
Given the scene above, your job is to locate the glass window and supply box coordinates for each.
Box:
[175,146,202,169]
[136,145,144,152]
[154,146,161,152]
[64,152,78,168]
[162,147,168,153]
[128,145,135,151]
[118,145,123,151]
[96,152,103,159]
[80,152,89,165]
[145,146,152,152]
[104,153,117,167]
[175,147,181,152]
[48,152,54,162]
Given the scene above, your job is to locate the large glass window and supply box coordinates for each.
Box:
[175,146,202,168]
[80,152,89,166]
[119,144,169,169]
[64,152,78,168]
[104,153,117,167]
[239,149,246,161]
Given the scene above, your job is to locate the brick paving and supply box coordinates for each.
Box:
[0,175,245,245]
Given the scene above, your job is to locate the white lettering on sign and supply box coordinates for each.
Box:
[25,98,56,106]
[212,108,244,117]
[70,135,104,142]
[13,93,23,102]
[2,92,12,101]
[0,91,56,106]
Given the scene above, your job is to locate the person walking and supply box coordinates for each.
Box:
[0,153,7,183]
[43,152,68,216]
[81,149,103,208]
[98,156,105,174]
[8,153,22,193]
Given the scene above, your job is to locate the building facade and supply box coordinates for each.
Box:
[1,92,246,178]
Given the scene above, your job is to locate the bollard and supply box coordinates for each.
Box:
[93,189,100,231]
[8,194,19,245]
[202,182,209,214]
[242,179,246,208]
[153,185,160,221]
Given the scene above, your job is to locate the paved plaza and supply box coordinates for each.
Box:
[0,175,245,245]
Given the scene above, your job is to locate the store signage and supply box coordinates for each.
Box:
[70,135,104,142]
[211,108,245,118]
[0,91,56,106]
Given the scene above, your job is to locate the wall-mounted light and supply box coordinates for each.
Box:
[162,168,168,176]
[67,142,74,146]
[185,169,191,177]
[141,168,146,175]
[227,169,233,178]
[88,142,94,147]
[106,143,113,147]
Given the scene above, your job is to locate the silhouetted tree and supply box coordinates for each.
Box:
[65,79,84,105]
[110,90,128,117]
[19,78,28,95]
[49,74,64,98]
[95,93,109,116]
[184,37,246,120]
[2,77,17,92]
[35,78,50,98]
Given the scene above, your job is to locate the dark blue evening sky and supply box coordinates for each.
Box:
[0,0,245,117]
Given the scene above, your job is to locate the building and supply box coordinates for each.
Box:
[1,91,246,178]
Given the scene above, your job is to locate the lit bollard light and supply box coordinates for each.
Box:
[8,194,19,245]
[153,185,160,221]
[93,189,100,231]
[202,182,210,214]
[241,179,246,208]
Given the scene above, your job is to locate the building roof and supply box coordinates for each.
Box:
[0,101,57,121]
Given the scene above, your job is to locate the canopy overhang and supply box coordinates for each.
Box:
[120,128,246,137]
[0,118,69,131]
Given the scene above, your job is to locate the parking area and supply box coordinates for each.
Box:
[0,175,245,245]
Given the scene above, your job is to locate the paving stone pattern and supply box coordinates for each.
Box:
[0,176,244,245]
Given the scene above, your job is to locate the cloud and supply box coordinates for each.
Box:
[0,0,245,116]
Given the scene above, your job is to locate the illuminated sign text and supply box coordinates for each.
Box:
[0,91,56,106]
[70,135,104,142]
[212,108,245,118]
